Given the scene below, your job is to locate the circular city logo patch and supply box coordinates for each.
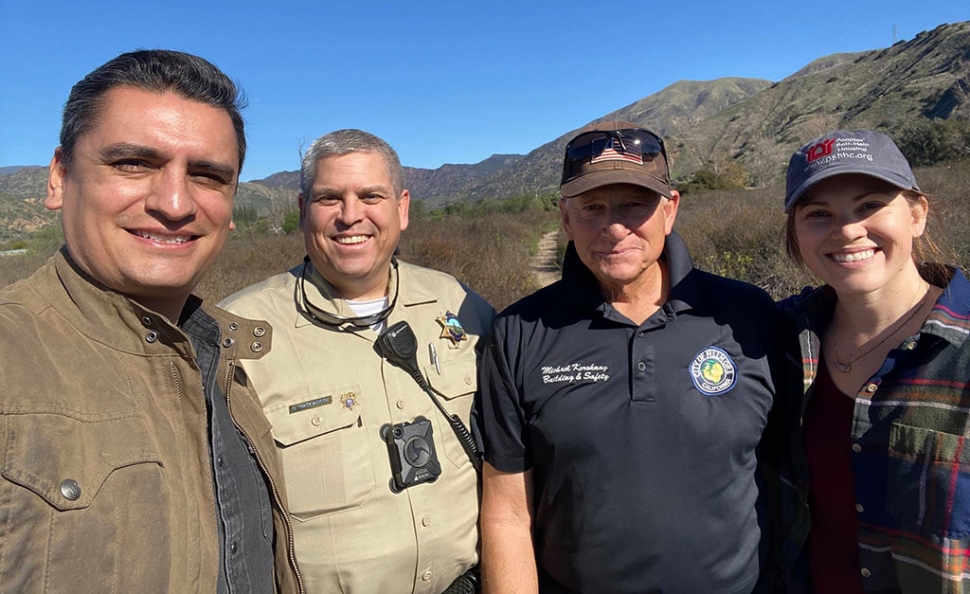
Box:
[689,347,737,396]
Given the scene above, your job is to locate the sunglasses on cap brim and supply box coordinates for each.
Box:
[565,128,666,166]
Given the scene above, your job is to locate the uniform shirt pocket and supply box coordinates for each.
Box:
[887,422,970,538]
[425,358,477,468]
[265,384,375,520]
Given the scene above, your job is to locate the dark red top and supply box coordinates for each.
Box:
[802,360,866,594]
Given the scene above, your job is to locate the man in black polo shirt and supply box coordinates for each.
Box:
[476,121,781,593]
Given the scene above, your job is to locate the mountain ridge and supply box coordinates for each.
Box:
[2,20,968,237]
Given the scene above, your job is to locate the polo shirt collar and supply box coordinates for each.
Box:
[559,241,606,312]
[661,231,699,315]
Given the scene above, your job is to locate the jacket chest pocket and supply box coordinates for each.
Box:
[265,384,375,520]
[425,357,477,469]
[1,412,168,590]
[887,423,970,538]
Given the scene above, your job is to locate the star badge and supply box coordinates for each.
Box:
[436,311,467,347]
[340,391,359,411]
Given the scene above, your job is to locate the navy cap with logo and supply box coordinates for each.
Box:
[560,121,672,199]
[784,129,920,212]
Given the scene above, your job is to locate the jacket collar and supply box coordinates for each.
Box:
[783,264,970,355]
[36,247,269,361]
[920,264,970,348]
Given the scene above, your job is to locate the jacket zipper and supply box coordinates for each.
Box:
[223,360,305,594]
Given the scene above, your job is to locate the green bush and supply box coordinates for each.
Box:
[896,119,970,167]
[282,210,300,234]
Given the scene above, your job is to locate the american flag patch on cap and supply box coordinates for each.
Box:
[590,137,643,165]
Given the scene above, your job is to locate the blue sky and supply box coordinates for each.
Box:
[1,1,966,181]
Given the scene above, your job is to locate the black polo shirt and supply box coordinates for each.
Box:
[477,232,782,594]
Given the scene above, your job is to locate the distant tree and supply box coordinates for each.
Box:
[707,155,748,188]
[677,159,749,195]
[741,136,786,188]
[896,119,970,167]
[233,205,259,230]
[265,191,299,234]
[31,223,64,244]
[282,210,301,234]
[409,199,428,220]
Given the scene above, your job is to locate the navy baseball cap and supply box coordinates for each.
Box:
[784,129,920,212]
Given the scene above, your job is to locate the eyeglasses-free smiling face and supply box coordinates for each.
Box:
[299,151,410,300]
[560,184,678,294]
[792,174,928,298]
[45,86,239,318]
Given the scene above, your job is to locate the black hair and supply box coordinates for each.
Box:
[59,49,247,169]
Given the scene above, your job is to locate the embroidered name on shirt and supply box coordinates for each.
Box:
[289,396,333,414]
[541,363,610,384]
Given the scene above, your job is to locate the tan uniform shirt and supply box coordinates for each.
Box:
[0,250,303,594]
[220,260,495,594]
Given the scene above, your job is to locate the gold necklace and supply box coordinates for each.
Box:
[831,292,928,373]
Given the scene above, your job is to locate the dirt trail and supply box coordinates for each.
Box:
[532,230,561,288]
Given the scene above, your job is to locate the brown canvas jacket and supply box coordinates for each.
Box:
[0,249,303,594]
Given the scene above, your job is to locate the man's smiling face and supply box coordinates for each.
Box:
[46,85,239,312]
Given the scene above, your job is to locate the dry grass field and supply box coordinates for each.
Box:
[195,207,557,311]
[2,163,967,310]
[675,163,970,299]
[0,205,558,313]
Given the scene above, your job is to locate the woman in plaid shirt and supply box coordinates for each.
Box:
[775,129,970,593]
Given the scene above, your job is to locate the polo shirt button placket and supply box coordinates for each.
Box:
[637,361,646,372]
[861,568,872,578]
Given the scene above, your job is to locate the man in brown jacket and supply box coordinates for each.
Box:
[0,50,303,594]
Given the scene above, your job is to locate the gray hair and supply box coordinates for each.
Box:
[60,49,247,170]
[300,129,403,196]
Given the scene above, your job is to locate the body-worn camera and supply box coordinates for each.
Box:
[380,416,441,493]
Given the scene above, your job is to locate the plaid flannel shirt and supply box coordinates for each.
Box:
[777,264,970,593]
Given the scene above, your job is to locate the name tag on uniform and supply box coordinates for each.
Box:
[289,396,332,414]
